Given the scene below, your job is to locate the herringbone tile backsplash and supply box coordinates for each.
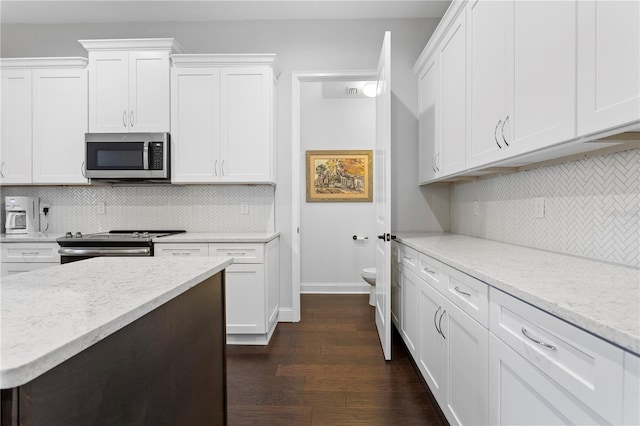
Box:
[1,185,275,233]
[451,148,640,267]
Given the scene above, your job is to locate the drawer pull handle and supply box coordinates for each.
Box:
[226,252,247,256]
[171,252,192,256]
[423,267,436,274]
[454,286,471,297]
[403,256,413,261]
[521,327,557,351]
[21,252,40,256]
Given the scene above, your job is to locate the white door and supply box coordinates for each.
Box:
[374,31,392,360]
[129,51,170,132]
[220,68,272,182]
[170,67,220,183]
[88,51,129,133]
[32,68,88,184]
[0,69,32,184]
[577,0,640,134]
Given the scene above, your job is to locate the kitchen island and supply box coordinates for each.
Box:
[0,256,233,426]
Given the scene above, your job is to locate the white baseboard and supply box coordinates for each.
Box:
[301,281,371,294]
[278,307,295,322]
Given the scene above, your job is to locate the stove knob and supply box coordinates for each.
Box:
[74,232,83,238]
[133,232,139,238]
[142,232,149,238]
[65,232,73,238]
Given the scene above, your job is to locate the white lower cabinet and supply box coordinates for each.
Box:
[401,256,489,426]
[489,287,625,425]
[154,238,279,344]
[390,242,401,328]
[396,241,637,426]
[0,242,60,277]
[489,333,608,425]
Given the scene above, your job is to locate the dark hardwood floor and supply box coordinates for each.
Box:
[226,294,445,425]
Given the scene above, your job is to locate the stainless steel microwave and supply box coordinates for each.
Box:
[85,133,170,180]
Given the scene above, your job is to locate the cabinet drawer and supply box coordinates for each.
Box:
[446,266,489,327]
[154,244,209,257]
[1,243,60,263]
[209,243,263,264]
[398,244,418,274]
[417,253,446,290]
[490,288,624,424]
[1,262,58,277]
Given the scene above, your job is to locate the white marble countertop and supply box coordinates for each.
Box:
[154,232,280,243]
[0,256,232,389]
[0,232,64,243]
[395,232,640,355]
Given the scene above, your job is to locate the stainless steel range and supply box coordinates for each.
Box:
[57,230,185,264]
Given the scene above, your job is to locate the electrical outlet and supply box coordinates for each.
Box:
[97,202,106,215]
[472,201,479,216]
[240,204,249,215]
[533,197,545,218]
[40,203,50,214]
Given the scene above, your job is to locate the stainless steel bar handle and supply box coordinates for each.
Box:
[123,110,127,127]
[58,247,151,256]
[130,111,134,127]
[143,142,149,170]
[434,306,442,336]
[214,160,218,176]
[521,327,557,351]
[454,286,471,297]
[171,252,192,256]
[432,156,436,173]
[81,161,86,178]
[501,115,509,146]
[21,252,40,256]
[494,119,503,148]
[225,252,247,256]
[221,160,225,176]
[438,310,446,339]
[0,161,4,178]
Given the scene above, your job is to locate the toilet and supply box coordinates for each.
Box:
[361,267,376,306]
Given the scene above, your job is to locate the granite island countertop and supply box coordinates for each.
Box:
[154,232,280,243]
[0,256,233,389]
[395,232,640,355]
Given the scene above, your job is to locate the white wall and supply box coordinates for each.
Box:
[300,81,376,293]
[1,17,450,314]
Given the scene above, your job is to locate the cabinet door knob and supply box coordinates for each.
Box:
[494,119,503,149]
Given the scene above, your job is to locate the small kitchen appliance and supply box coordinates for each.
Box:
[4,196,39,234]
[56,230,185,264]
[84,133,170,181]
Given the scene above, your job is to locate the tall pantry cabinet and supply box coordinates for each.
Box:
[170,55,279,184]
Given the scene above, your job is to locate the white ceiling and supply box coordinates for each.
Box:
[0,1,451,24]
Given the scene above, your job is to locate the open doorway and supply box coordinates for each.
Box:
[291,71,377,322]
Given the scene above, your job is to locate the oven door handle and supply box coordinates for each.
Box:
[58,247,151,256]
[143,141,150,170]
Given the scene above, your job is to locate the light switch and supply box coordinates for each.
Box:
[533,197,545,218]
[472,201,479,216]
[97,202,106,215]
[240,204,249,215]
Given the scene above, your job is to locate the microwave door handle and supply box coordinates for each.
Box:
[143,141,150,170]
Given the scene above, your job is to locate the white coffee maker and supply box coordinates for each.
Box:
[5,196,40,234]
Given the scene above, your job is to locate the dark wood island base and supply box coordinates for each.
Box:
[1,272,226,426]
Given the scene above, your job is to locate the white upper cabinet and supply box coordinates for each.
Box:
[80,39,183,133]
[0,58,88,185]
[467,0,576,168]
[171,55,279,184]
[417,56,439,184]
[32,68,88,184]
[438,10,467,176]
[416,5,467,183]
[577,0,640,135]
[0,69,32,184]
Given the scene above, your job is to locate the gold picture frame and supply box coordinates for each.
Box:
[306,150,373,202]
